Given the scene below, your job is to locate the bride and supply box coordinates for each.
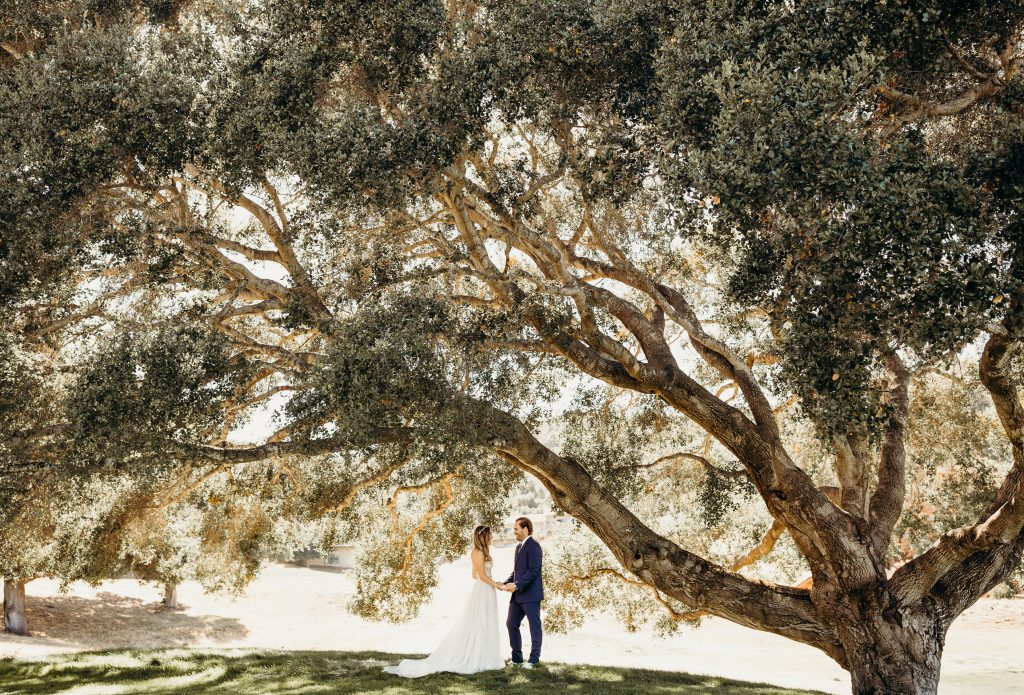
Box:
[382,525,506,677]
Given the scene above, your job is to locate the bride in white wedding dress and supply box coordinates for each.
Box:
[382,525,506,678]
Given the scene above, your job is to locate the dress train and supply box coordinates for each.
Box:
[383,558,504,677]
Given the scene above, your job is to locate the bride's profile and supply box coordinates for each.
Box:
[382,525,505,677]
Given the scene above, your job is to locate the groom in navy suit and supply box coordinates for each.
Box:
[500,516,543,667]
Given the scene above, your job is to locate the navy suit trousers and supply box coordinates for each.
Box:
[506,600,542,664]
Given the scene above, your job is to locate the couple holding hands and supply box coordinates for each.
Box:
[383,516,544,677]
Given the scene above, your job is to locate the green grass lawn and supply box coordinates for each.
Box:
[0,649,830,694]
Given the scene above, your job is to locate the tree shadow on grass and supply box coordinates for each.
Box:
[10,593,247,650]
[0,649,831,695]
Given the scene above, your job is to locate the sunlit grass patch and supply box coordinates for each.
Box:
[49,666,227,695]
[563,666,624,682]
[0,649,830,694]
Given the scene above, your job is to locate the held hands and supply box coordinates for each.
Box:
[497,583,516,592]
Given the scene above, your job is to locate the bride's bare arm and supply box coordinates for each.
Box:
[471,549,502,588]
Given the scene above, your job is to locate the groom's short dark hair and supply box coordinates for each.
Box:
[516,516,533,535]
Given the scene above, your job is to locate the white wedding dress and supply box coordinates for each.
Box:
[383,558,505,677]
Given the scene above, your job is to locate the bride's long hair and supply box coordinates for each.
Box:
[473,525,492,563]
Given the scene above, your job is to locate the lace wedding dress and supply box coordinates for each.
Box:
[383,558,505,677]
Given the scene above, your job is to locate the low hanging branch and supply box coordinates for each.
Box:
[326,462,406,514]
[146,463,231,512]
[386,470,454,531]
[731,487,841,583]
[559,563,708,623]
[388,468,463,589]
[730,519,788,573]
[874,45,1019,135]
[642,451,749,480]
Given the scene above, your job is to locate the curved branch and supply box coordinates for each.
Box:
[327,460,407,513]
[869,355,911,550]
[559,564,708,623]
[484,404,841,657]
[568,253,782,441]
[176,427,416,464]
[179,166,331,319]
[631,451,748,480]
[833,434,868,519]
[731,486,840,575]
[875,53,1018,133]
[930,529,1024,621]
[888,491,1024,607]
[391,469,462,589]
[890,314,1024,606]
[210,236,282,264]
[730,519,787,572]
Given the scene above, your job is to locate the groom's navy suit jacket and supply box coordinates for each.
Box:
[504,536,544,603]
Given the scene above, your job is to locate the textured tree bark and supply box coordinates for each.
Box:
[834,606,945,695]
[162,583,178,609]
[3,579,29,636]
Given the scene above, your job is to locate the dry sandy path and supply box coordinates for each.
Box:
[2,544,1022,694]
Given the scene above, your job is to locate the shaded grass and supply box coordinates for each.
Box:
[0,649,831,694]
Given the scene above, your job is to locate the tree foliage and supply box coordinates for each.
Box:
[2,2,1024,692]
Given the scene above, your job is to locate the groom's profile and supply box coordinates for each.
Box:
[500,516,543,668]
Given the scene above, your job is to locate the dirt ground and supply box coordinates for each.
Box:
[2,544,1022,694]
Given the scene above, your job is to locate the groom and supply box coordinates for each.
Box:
[499,516,543,668]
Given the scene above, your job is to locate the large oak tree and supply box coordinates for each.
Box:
[2,2,1023,693]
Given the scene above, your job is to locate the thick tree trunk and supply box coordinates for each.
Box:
[161,582,178,609]
[834,604,945,695]
[3,579,29,636]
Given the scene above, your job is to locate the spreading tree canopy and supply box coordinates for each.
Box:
[2,1,1023,693]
